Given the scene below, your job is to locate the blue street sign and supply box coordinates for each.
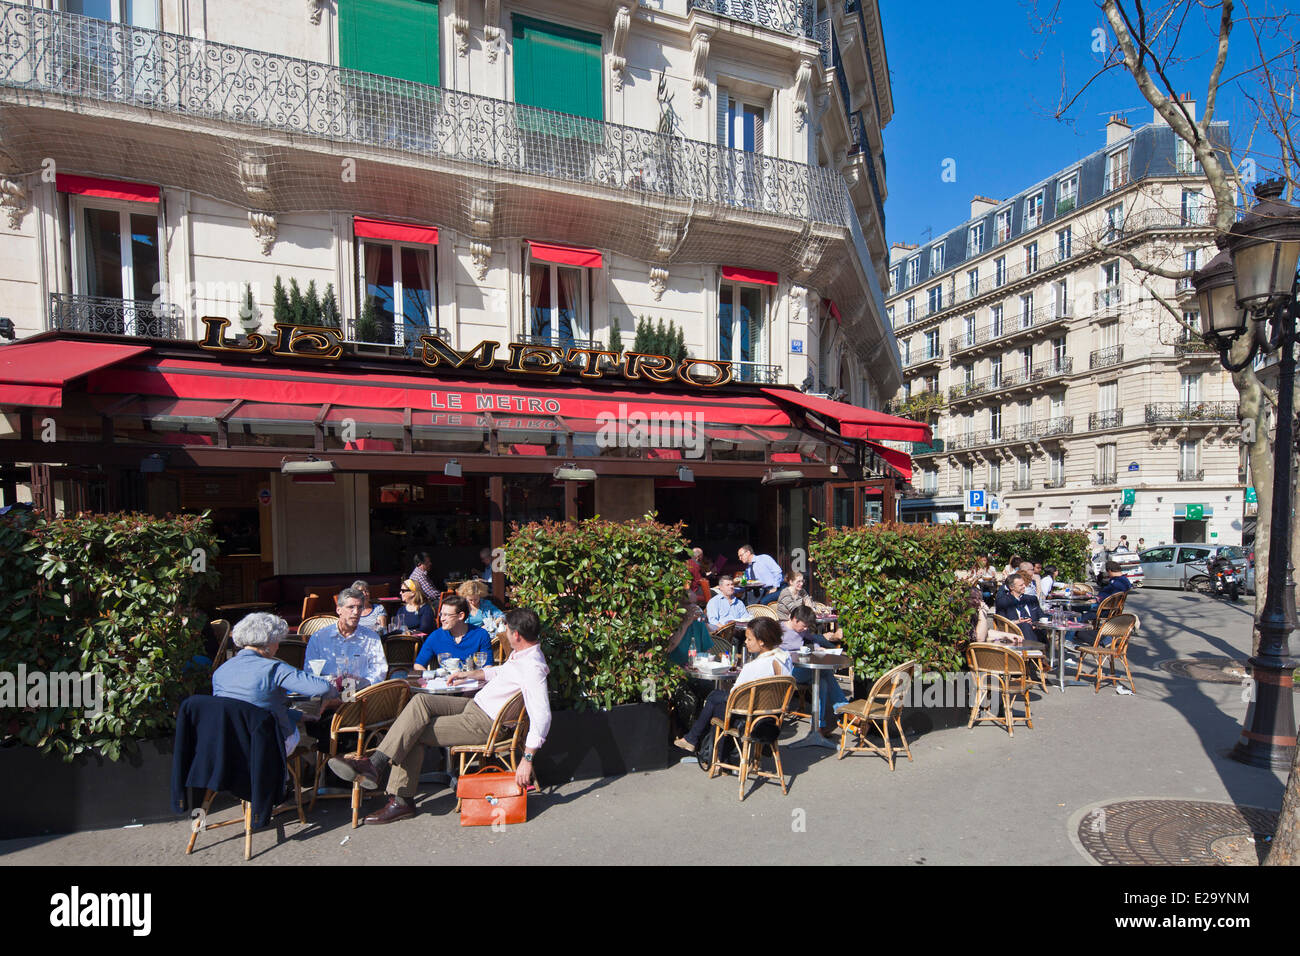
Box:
[790,339,804,353]
[967,489,986,512]
[1128,462,1140,471]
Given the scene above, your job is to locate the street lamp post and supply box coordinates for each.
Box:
[1192,178,1300,770]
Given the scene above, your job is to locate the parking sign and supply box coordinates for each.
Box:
[988,496,1000,513]
[967,489,986,512]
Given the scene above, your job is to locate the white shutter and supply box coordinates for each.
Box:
[716,89,730,148]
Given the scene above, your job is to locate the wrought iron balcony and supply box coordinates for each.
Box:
[0,3,846,228]
[946,416,1072,452]
[1145,402,1238,424]
[948,304,1069,355]
[515,333,603,352]
[815,18,832,68]
[1011,478,1034,491]
[1043,477,1067,489]
[731,361,784,384]
[347,317,452,347]
[689,0,816,39]
[1089,345,1124,369]
[1177,468,1206,482]
[903,345,944,368]
[1088,409,1124,430]
[910,439,945,456]
[1094,287,1124,311]
[948,357,1073,403]
[1091,473,1117,486]
[49,293,183,339]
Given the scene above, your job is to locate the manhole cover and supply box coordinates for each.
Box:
[1158,657,1251,683]
[1077,799,1277,865]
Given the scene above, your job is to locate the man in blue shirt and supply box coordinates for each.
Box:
[304,588,388,689]
[738,544,784,603]
[414,595,494,671]
[706,576,751,632]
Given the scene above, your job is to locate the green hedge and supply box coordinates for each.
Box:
[504,515,689,711]
[808,524,1092,679]
[0,510,219,760]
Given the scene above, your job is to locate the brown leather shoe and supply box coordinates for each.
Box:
[327,754,380,790]
[363,797,416,825]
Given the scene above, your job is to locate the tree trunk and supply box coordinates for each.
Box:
[1266,743,1300,865]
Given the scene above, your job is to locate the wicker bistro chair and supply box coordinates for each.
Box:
[383,636,421,679]
[711,621,738,658]
[1094,591,1127,627]
[311,679,410,828]
[449,691,529,811]
[297,614,339,638]
[209,619,234,672]
[708,674,797,801]
[965,643,1034,737]
[1074,613,1138,694]
[989,613,1051,693]
[746,604,778,620]
[274,640,307,670]
[836,660,919,770]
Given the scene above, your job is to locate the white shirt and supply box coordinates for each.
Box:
[304,624,387,689]
[476,642,551,751]
[1038,575,1055,601]
[736,648,793,688]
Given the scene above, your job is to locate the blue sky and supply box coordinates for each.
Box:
[879,0,1287,246]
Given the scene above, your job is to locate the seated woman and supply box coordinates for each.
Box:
[352,579,387,633]
[457,579,502,629]
[775,572,814,620]
[389,579,434,635]
[667,602,713,667]
[212,613,336,755]
[673,617,792,753]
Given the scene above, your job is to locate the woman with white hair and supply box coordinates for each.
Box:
[212,613,336,754]
[352,580,387,632]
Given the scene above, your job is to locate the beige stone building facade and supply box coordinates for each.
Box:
[885,105,1246,548]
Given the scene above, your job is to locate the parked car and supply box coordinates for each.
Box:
[1137,544,1250,590]
[1091,549,1145,587]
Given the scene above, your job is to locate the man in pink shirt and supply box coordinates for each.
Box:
[329,607,550,825]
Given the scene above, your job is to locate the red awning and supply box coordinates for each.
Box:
[761,388,932,443]
[529,242,603,269]
[0,340,151,407]
[354,217,439,245]
[87,356,794,430]
[722,267,779,286]
[56,174,159,203]
[864,439,913,483]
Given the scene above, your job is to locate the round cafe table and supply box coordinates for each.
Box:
[1035,619,1092,692]
[790,651,850,750]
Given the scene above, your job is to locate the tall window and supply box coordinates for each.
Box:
[990,406,1002,440]
[1051,335,1067,368]
[1105,147,1130,191]
[74,200,161,335]
[1180,372,1201,404]
[1175,138,1197,175]
[718,282,766,367]
[927,285,943,315]
[989,460,1002,490]
[1098,381,1118,411]
[1024,191,1044,229]
[1104,202,1124,242]
[994,256,1006,287]
[1017,455,1032,486]
[925,329,940,358]
[1179,439,1200,477]
[68,0,158,25]
[1049,451,1065,483]
[341,0,439,85]
[360,239,437,344]
[886,304,895,327]
[718,89,767,202]
[1098,443,1116,478]
[1019,293,1034,329]
[1056,225,1072,260]
[990,303,1004,338]
[1181,310,1200,341]
[968,224,984,257]
[963,314,976,347]
[514,16,601,120]
[1050,392,1065,420]
[1054,279,1069,317]
[931,245,944,273]
[900,338,911,365]
[905,298,916,323]
[1057,172,1079,213]
[966,268,979,297]
[1181,190,1206,226]
[1019,345,1033,375]
[995,208,1012,244]
[1024,241,1038,274]
[529,258,590,347]
[962,463,974,489]
[990,354,1003,385]
[890,266,902,292]
[906,257,920,285]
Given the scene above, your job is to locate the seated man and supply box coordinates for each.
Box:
[738,544,783,604]
[304,587,388,690]
[706,575,751,632]
[330,608,550,825]
[213,612,336,755]
[1079,561,1132,639]
[780,606,847,734]
[994,573,1044,644]
[413,595,493,671]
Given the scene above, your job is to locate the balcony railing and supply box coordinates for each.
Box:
[1091,473,1117,486]
[1089,345,1124,369]
[904,345,944,367]
[731,361,784,384]
[1145,402,1238,424]
[1093,286,1124,310]
[946,416,1073,451]
[515,333,602,351]
[814,18,832,68]
[948,304,1069,354]
[49,293,183,339]
[689,0,816,38]
[1043,477,1066,489]
[910,439,945,456]
[1088,409,1124,430]
[948,357,1073,402]
[0,3,846,228]
[1177,468,1206,482]
[347,317,451,347]
[1011,478,1034,491]
[1175,338,1217,357]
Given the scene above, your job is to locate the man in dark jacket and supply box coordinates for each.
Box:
[994,573,1044,644]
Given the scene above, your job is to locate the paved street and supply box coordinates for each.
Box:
[0,588,1288,866]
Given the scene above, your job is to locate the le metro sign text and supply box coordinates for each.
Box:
[198,318,735,388]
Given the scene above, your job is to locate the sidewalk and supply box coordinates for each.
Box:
[0,588,1288,865]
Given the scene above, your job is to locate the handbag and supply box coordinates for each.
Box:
[456,767,527,827]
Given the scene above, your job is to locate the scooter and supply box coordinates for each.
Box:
[1213,562,1241,602]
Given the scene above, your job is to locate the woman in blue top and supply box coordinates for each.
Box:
[353,579,388,632]
[413,595,494,671]
[212,613,335,753]
[390,579,435,634]
[458,579,502,628]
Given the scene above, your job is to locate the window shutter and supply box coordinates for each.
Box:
[339,0,440,86]
[716,89,730,148]
[512,16,603,122]
[753,108,765,155]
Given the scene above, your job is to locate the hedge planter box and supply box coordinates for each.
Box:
[533,701,670,783]
[0,739,182,840]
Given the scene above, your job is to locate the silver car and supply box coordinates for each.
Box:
[1138,545,1249,590]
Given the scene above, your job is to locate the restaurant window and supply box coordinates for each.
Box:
[528,259,592,348]
[340,0,439,85]
[719,281,768,370]
[72,198,162,335]
[358,238,437,345]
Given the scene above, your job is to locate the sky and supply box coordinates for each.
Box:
[878,0,1293,247]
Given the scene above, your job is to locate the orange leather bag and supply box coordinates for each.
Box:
[456,767,527,827]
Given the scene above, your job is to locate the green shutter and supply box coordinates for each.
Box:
[512,15,602,137]
[340,0,440,87]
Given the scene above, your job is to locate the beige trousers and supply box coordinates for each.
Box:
[376,693,493,798]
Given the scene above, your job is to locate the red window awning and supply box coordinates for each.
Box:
[56,174,160,204]
[864,439,913,483]
[0,340,151,407]
[761,387,932,443]
[354,217,439,245]
[529,241,603,269]
[722,267,779,286]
